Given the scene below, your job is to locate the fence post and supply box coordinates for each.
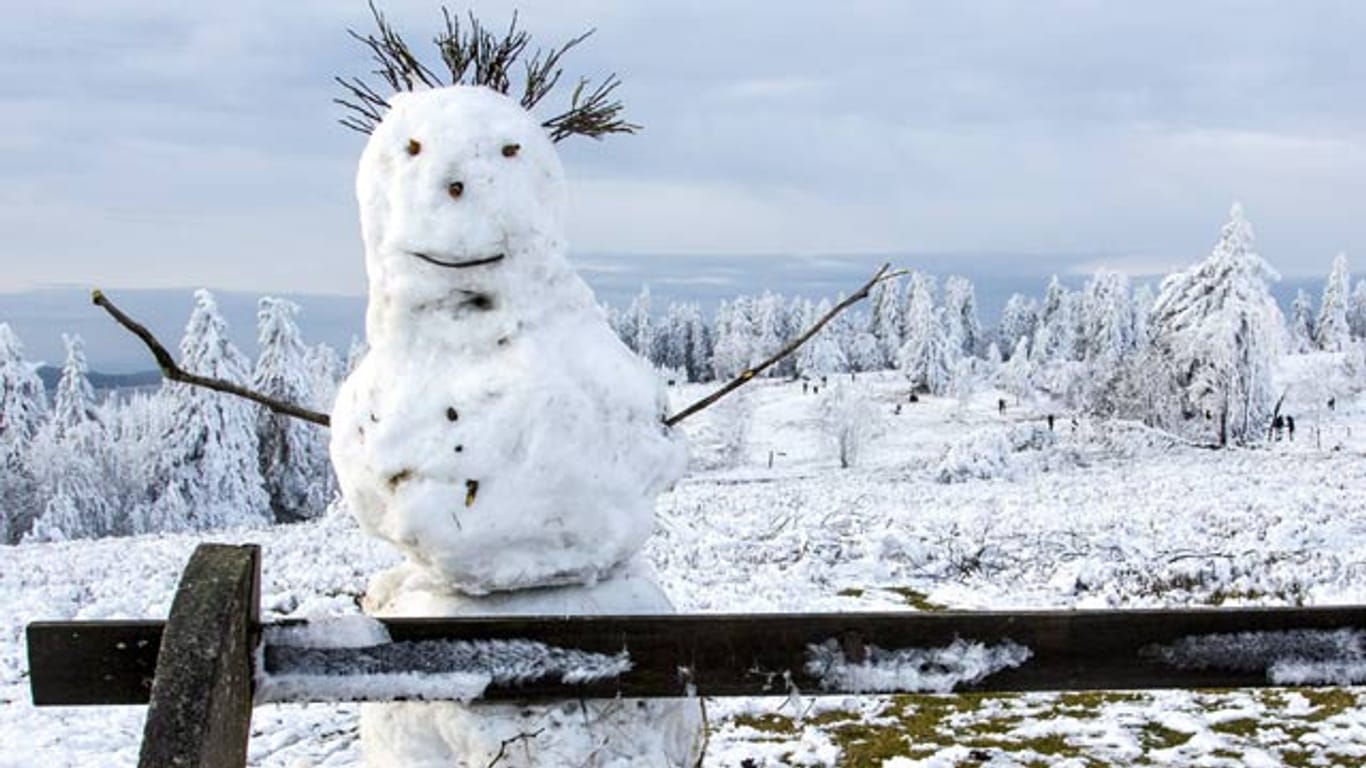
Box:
[137,543,260,768]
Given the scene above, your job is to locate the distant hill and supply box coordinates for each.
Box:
[37,365,161,394]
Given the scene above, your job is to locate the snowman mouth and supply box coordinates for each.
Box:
[410,251,506,269]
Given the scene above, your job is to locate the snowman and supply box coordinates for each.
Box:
[329,85,701,766]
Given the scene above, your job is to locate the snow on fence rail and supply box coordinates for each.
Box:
[26,544,1366,767]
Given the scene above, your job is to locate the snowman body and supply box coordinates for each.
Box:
[330,86,698,765]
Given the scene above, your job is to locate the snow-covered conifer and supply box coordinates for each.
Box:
[1315,252,1352,352]
[0,323,48,542]
[1349,279,1366,340]
[797,298,848,378]
[1000,336,1034,402]
[868,275,902,367]
[897,273,951,394]
[1289,290,1316,354]
[625,285,654,359]
[1149,203,1281,445]
[1033,276,1074,363]
[943,275,982,358]
[254,298,330,523]
[998,294,1038,358]
[142,290,269,532]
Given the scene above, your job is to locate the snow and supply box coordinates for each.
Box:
[6,373,1366,764]
[258,636,631,703]
[332,86,686,594]
[805,637,1032,693]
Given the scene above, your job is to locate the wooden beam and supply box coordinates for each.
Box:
[259,606,1366,701]
[136,544,259,768]
[29,605,1366,705]
[27,621,163,705]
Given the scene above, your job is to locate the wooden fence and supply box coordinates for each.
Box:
[27,544,1366,767]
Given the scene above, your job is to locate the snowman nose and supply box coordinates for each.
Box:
[447,181,465,199]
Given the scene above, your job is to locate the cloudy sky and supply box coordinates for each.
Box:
[2,0,1363,296]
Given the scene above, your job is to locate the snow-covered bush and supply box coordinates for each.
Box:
[935,430,1012,483]
[821,383,876,469]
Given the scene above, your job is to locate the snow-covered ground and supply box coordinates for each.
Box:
[5,367,1366,766]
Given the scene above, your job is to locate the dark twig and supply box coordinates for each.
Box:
[664,264,907,427]
[336,3,638,142]
[91,290,331,428]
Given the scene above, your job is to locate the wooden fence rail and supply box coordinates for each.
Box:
[26,544,1366,766]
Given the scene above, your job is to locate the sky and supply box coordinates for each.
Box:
[1,0,1364,297]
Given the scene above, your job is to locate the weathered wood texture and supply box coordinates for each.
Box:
[135,544,259,768]
[31,604,1366,705]
[27,620,163,705]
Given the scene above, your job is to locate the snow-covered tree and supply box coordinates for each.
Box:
[999,336,1034,402]
[1315,252,1352,352]
[254,298,331,523]
[998,294,1038,358]
[1349,279,1366,340]
[0,323,48,543]
[1149,203,1281,446]
[306,342,343,413]
[1033,276,1074,363]
[820,382,876,469]
[797,299,847,378]
[25,333,118,541]
[711,299,750,379]
[868,275,902,367]
[623,285,654,359]
[1078,270,1134,412]
[140,290,269,532]
[897,273,951,394]
[1289,290,1316,354]
[943,275,982,358]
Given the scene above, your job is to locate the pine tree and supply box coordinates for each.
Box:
[1078,270,1134,413]
[897,273,950,394]
[998,294,1038,358]
[797,298,848,377]
[1315,252,1352,352]
[1150,203,1281,446]
[625,285,654,359]
[1349,280,1366,340]
[1289,290,1316,354]
[1033,276,1074,363]
[999,336,1034,402]
[142,290,269,532]
[25,334,116,541]
[868,275,903,368]
[0,323,48,543]
[943,275,982,358]
[254,298,330,524]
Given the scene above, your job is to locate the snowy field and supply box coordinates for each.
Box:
[4,367,1366,766]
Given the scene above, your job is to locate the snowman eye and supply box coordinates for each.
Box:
[448,181,464,199]
[405,139,421,157]
[501,143,521,158]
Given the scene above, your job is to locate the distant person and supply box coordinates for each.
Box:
[1272,414,1285,440]
[998,398,1006,415]
[802,381,809,395]
[1329,397,1337,411]
[1287,415,1296,441]
[1047,414,1055,431]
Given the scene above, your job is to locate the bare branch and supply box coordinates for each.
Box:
[336,4,637,142]
[541,75,640,143]
[664,264,908,427]
[92,290,331,428]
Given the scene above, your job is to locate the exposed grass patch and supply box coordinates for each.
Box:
[884,586,949,612]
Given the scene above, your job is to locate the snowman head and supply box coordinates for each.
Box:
[356,86,573,333]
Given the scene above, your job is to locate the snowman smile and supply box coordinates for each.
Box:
[410,251,506,269]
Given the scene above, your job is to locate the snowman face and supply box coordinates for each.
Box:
[357,87,567,305]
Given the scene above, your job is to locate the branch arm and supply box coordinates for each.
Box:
[663,264,906,427]
[92,290,331,428]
